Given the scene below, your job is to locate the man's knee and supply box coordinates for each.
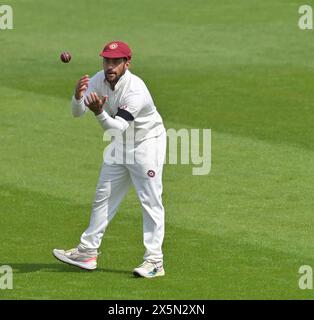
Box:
[94,182,111,204]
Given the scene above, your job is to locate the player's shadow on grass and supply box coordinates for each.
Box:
[8,263,131,275]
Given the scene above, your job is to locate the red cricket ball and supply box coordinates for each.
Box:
[60,51,71,63]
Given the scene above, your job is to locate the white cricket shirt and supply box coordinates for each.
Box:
[71,70,165,143]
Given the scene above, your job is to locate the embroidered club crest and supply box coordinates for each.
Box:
[109,43,118,50]
[147,170,155,178]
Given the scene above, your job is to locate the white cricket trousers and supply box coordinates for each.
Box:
[78,131,166,263]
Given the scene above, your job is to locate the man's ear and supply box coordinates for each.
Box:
[125,60,131,68]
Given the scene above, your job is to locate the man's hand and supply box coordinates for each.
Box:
[75,75,90,100]
[84,92,107,116]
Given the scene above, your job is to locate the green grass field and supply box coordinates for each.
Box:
[1,0,314,299]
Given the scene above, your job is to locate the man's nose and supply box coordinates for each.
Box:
[106,63,115,70]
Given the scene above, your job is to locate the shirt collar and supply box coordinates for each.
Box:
[104,69,131,91]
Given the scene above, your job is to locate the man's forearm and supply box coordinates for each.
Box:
[96,110,129,132]
[71,96,87,117]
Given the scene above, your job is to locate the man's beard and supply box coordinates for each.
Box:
[105,69,126,84]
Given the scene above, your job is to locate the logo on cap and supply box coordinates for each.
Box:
[109,43,118,50]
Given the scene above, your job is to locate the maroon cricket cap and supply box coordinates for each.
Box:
[99,41,132,60]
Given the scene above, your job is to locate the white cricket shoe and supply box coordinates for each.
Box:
[52,247,98,270]
[133,260,165,278]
